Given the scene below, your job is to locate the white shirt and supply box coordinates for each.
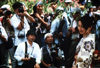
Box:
[62,12,71,29]
[14,41,41,66]
[0,22,8,44]
[50,12,70,35]
[10,14,30,46]
[96,20,100,38]
[50,17,60,34]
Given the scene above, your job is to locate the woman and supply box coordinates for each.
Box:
[31,1,50,47]
[72,14,95,68]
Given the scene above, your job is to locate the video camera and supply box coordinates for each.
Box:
[18,7,24,13]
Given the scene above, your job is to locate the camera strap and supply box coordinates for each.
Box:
[25,42,34,58]
[25,42,28,58]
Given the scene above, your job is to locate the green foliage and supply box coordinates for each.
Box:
[26,1,34,14]
[0,0,8,7]
[85,2,92,8]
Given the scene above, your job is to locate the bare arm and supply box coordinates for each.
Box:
[41,60,51,67]
[17,16,24,30]
[0,34,7,42]
[35,13,48,27]
[24,12,35,23]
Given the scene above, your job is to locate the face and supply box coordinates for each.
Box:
[27,35,36,42]
[37,5,43,11]
[45,35,53,44]
[78,21,86,35]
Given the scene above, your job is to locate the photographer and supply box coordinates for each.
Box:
[41,33,63,68]
[10,2,34,68]
[14,30,41,68]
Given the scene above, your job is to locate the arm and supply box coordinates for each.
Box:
[0,26,8,42]
[50,18,60,34]
[35,13,49,27]
[34,44,41,68]
[0,34,7,42]
[41,60,51,67]
[14,43,25,61]
[24,12,35,23]
[10,14,24,31]
[41,48,51,68]
[17,17,24,30]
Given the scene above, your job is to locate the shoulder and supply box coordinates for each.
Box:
[52,18,60,24]
[85,34,95,41]
[41,46,47,50]
[33,42,40,48]
[10,14,17,20]
[18,42,25,48]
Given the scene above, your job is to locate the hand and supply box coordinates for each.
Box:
[23,12,30,17]
[47,25,51,30]
[45,64,51,67]
[18,13,24,17]
[6,18,11,23]
[21,58,30,61]
[71,28,75,33]
[34,63,40,68]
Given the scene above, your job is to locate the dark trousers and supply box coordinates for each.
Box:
[60,37,71,68]
[0,44,9,68]
[17,66,34,68]
[9,46,17,68]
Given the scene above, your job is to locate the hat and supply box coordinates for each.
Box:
[80,5,85,9]
[90,6,96,8]
[56,6,64,11]
[65,0,72,3]
[4,10,12,16]
[26,30,36,36]
[44,33,53,40]
[93,10,100,16]
[36,1,43,6]
[1,4,10,10]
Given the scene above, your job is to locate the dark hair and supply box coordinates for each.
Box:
[4,10,12,16]
[26,30,36,37]
[33,1,43,13]
[33,4,37,13]
[12,2,23,10]
[79,14,93,30]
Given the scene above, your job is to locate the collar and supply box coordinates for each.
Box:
[46,44,55,50]
[26,41,34,48]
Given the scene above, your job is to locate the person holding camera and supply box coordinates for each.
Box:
[41,33,63,68]
[14,30,41,68]
[10,2,34,68]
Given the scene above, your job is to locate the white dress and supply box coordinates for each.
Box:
[73,34,95,68]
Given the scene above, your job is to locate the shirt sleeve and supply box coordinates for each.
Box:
[10,15,20,29]
[14,43,25,61]
[50,18,60,34]
[34,43,42,64]
[1,26,8,40]
[24,17,30,34]
[63,12,71,29]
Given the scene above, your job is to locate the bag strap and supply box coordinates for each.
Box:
[25,42,28,58]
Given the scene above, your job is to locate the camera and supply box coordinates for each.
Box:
[18,30,25,38]
[18,7,24,13]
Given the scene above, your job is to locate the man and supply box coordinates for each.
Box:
[14,30,41,68]
[0,22,8,68]
[41,33,63,68]
[10,2,34,68]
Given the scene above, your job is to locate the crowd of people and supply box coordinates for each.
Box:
[0,0,100,68]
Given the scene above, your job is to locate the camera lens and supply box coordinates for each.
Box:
[18,7,24,13]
